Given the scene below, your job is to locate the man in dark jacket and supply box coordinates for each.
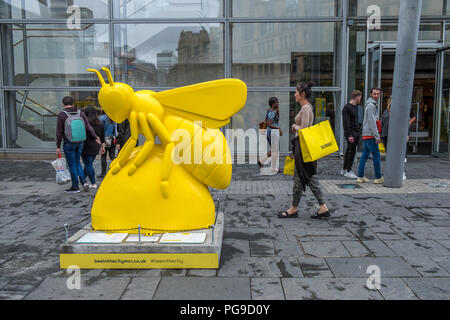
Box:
[341,90,362,178]
[116,119,140,152]
[116,119,131,151]
[56,96,100,193]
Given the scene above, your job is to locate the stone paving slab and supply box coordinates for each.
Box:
[384,240,449,258]
[325,257,420,278]
[402,256,450,277]
[249,240,275,256]
[214,179,450,195]
[273,240,306,257]
[432,256,450,273]
[1,158,450,300]
[301,241,351,258]
[362,240,398,257]
[342,241,371,257]
[24,275,131,300]
[377,278,418,300]
[154,277,251,300]
[297,258,334,278]
[281,278,383,300]
[217,256,303,278]
[402,278,450,300]
[251,278,285,300]
[120,277,160,300]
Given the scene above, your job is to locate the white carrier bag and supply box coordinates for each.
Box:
[51,155,71,185]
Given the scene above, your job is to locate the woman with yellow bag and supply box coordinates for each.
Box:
[278,82,330,219]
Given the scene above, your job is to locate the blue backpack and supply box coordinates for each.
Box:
[63,110,86,142]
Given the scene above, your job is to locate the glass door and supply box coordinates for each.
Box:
[434,47,450,157]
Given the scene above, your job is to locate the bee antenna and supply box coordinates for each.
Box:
[101,67,115,86]
[87,68,106,87]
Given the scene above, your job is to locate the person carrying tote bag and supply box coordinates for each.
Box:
[277,82,330,219]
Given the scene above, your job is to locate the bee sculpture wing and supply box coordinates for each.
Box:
[152,79,247,128]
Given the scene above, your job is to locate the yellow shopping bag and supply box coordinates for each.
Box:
[379,142,386,153]
[298,120,339,162]
[283,156,295,175]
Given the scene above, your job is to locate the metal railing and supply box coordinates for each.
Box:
[16,91,57,141]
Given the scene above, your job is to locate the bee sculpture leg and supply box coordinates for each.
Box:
[147,113,175,198]
[128,113,155,176]
[111,111,139,175]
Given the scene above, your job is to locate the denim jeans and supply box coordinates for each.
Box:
[82,154,96,184]
[358,138,382,179]
[63,141,86,188]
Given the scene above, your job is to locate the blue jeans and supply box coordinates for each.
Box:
[358,138,382,179]
[82,155,96,185]
[63,141,86,188]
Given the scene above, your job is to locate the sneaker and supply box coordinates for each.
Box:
[89,184,97,189]
[65,186,80,193]
[374,177,384,184]
[344,171,358,179]
[356,177,369,183]
[83,182,89,189]
[340,169,345,175]
[403,172,406,181]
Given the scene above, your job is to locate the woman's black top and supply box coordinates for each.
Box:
[82,121,105,156]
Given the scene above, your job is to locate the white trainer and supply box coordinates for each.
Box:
[344,171,358,179]
[89,184,98,189]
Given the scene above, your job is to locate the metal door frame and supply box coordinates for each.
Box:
[433,45,450,157]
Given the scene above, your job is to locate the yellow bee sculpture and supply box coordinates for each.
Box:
[88,68,247,233]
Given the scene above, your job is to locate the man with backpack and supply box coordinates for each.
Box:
[56,96,101,193]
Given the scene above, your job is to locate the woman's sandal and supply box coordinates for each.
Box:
[310,210,330,219]
[277,211,298,218]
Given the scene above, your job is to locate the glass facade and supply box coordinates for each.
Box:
[114,23,224,87]
[0,0,449,157]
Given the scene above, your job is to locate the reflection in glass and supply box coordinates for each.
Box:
[0,0,109,19]
[113,0,223,18]
[347,24,366,100]
[349,0,445,16]
[114,24,224,87]
[231,90,340,153]
[232,0,340,17]
[232,91,290,153]
[4,90,100,149]
[232,22,340,87]
[1,24,110,87]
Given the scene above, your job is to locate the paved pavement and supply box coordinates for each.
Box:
[0,156,449,300]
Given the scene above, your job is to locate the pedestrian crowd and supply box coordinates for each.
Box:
[56,96,130,193]
[256,84,415,220]
[57,84,415,221]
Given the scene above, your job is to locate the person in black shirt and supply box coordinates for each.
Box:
[341,90,362,178]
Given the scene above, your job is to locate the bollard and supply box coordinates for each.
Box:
[138,225,141,244]
[64,224,69,242]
